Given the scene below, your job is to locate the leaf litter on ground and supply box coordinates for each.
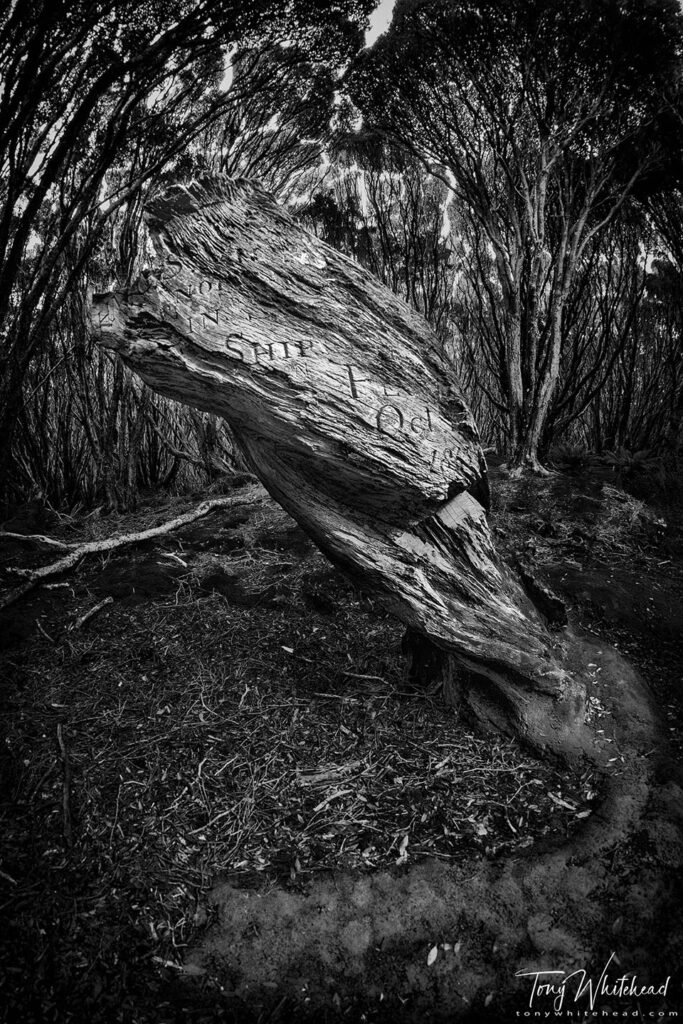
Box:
[0,490,600,1021]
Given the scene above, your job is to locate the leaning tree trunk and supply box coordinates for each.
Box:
[90,176,608,763]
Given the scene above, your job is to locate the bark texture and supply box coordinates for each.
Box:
[90,175,592,760]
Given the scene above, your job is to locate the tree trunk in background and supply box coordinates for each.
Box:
[503,286,565,475]
[91,175,594,763]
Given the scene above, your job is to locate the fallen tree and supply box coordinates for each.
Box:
[89,176,653,766]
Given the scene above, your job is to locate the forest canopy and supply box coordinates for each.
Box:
[347,0,683,469]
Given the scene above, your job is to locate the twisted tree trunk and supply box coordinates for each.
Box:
[90,176,609,763]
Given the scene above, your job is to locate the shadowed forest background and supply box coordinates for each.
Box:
[2,2,683,1023]
[2,0,682,513]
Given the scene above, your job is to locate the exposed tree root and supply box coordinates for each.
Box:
[501,459,554,478]
[185,637,680,1020]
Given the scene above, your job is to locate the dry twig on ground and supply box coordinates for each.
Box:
[0,489,261,610]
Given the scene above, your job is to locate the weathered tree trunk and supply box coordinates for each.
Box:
[90,175,596,761]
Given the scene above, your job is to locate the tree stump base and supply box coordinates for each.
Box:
[401,628,463,709]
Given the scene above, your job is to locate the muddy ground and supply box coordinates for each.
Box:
[1,467,682,1023]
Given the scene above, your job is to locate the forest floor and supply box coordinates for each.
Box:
[0,466,682,1023]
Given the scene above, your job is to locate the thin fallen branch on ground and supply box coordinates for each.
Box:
[0,531,72,551]
[56,723,73,849]
[0,489,261,611]
[73,596,114,629]
[35,619,56,643]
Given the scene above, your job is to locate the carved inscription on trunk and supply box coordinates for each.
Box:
[91,176,592,762]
